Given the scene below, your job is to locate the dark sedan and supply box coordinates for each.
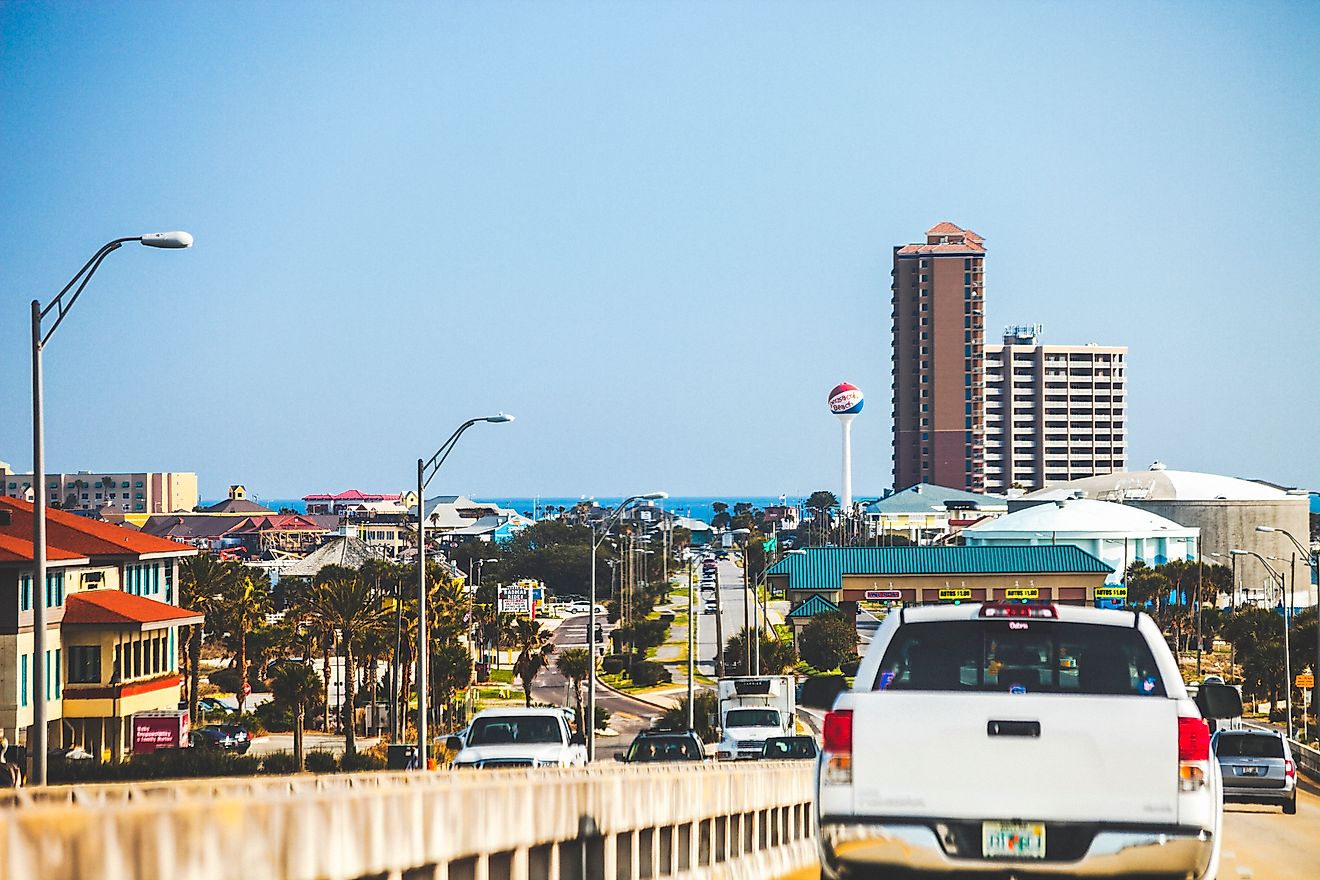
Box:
[191,724,251,753]
[762,735,818,760]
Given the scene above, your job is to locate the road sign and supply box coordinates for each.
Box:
[938,588,972,601]
[1005,588,1038,600]
[498,585,531,614]
[1297,673,1315,689]
[865,589,903,601]
[1095,586,1127,600]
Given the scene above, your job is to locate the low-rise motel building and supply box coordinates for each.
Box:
[0,497,200,763]
[769,546,1116,639]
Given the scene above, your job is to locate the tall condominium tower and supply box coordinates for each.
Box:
[983,325,1127,493]
[891,222,986,492]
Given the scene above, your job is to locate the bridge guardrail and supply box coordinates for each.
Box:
[1,762,816,880]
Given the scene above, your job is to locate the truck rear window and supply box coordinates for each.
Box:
[468,716,563,745]
[873,620,1166,697]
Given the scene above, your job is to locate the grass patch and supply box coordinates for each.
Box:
[487,667,514,684]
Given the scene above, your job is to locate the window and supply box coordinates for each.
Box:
[121,481,129,488]
[69,646,101,684]
[20,575,31,611]
[135,481,144,488]
[164,562,174,603]
[872,620,1166,696]
[20,655,28,707]
[54,648,61,698]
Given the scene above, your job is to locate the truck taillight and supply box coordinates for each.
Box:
[823,710,853,753]
[1177,717,1209,762]
[1177,716,1209,792]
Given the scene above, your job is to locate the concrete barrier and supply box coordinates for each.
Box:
[0,762,817,880]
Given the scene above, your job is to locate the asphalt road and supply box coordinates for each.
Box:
[696,556,760,676]
[528,613,668,761]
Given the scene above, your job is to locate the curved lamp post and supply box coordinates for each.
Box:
[1257,525,1318,728]
[1231,548,1292,739]
[587,492,666,761]
[29,232,192,785]
[415,413,512,770]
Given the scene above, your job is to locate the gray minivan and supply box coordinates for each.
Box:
[1212,728,1297,814]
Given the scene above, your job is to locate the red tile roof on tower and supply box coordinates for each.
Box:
[0,497,198,563]
[926,221,967,236]
[62,590,204,629]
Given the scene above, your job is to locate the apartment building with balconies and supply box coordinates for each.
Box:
[0,463,198,517]
[983,325,1127,493]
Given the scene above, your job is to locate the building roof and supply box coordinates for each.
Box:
[226,514,327,534]
[280,536,389,578]
[198,497,276,515]
[896,222,986,256]
[62,590,203,630]
[140,514,245,540]
[964,498,1195,536]
[865,483,1007,516]
[786,593,841,619]
[1021,462,1296,503]
[768,546,1113,588]
[0,497,198,562]
[302,490,402,502]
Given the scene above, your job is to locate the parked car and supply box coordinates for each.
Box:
[762,735,818,760]
[617,730,706,763]
[1212,728,1297,814]
[804,601,1243,880]
[190,723,251,753]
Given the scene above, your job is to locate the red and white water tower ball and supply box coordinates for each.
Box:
[828,382,864,415]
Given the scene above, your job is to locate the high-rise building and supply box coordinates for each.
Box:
[0,464,198,515]
[891,222,986,492]
[983,325,1127,493]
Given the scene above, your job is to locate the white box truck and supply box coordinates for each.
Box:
[716,675,796,759]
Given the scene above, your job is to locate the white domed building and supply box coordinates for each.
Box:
[963,497,1198,585]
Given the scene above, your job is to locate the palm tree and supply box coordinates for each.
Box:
[511,618,555,707]
[301,575,389,756]
[178,554,236,723]
[212,570,273,715]
[555,647,591,730]
[270,662,322,770]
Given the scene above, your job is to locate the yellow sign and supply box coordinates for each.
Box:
[1297,674,1315,689]
[1095,587,1127,599]
[1005,588,1038,600]
[938,588,973,601]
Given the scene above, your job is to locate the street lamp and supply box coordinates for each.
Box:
[1257,525,1318,709]
[29,231,193,785]
[587,492,666,761]
[1232,548,1293,739]
[414,413,513,770]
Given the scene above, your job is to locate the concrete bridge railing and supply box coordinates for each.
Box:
[1,762,817,880]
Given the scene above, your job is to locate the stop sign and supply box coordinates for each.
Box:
[242,681,252,696]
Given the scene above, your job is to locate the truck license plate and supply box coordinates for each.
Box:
[982,821,1046,859]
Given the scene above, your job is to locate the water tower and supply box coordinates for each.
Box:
[828,383,864,508]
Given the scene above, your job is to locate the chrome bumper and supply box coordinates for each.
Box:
[819,819,1214,878]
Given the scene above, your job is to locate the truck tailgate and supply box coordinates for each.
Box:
[850,692,1179,823]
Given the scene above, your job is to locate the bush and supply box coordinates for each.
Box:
[339,750,386,772]
[627,661,672,688]
[594,705,612,731]
[799,613,857,672]
[261,751,299,774]
[600,654,627,675]
[208,666,242,693]
[254,699,296,732]
[50,748,262,784]
[305,750,338,773]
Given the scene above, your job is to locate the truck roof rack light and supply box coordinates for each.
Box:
[980,602,1058,619]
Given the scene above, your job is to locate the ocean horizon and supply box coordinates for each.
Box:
[204,494,813,525]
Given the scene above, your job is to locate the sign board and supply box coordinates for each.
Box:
[1297,673,1315,689]
[498,585,531,615]
[865,590,903,601]
[1005,588,1039,600]
[938,588,972,601]
[1095,586,1127,600]
[133,710,188,754]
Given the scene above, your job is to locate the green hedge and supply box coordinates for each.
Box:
[49,749,261,784]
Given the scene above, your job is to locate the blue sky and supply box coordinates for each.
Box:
[2,2,1317,500]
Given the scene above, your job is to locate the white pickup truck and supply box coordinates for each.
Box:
[805,601,1242,879]
[448,708,587,769]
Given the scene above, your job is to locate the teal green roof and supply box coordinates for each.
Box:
[787,593,840,619]
[768,545,1113,590]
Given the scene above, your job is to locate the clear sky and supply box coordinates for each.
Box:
[2,2,1317,501]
